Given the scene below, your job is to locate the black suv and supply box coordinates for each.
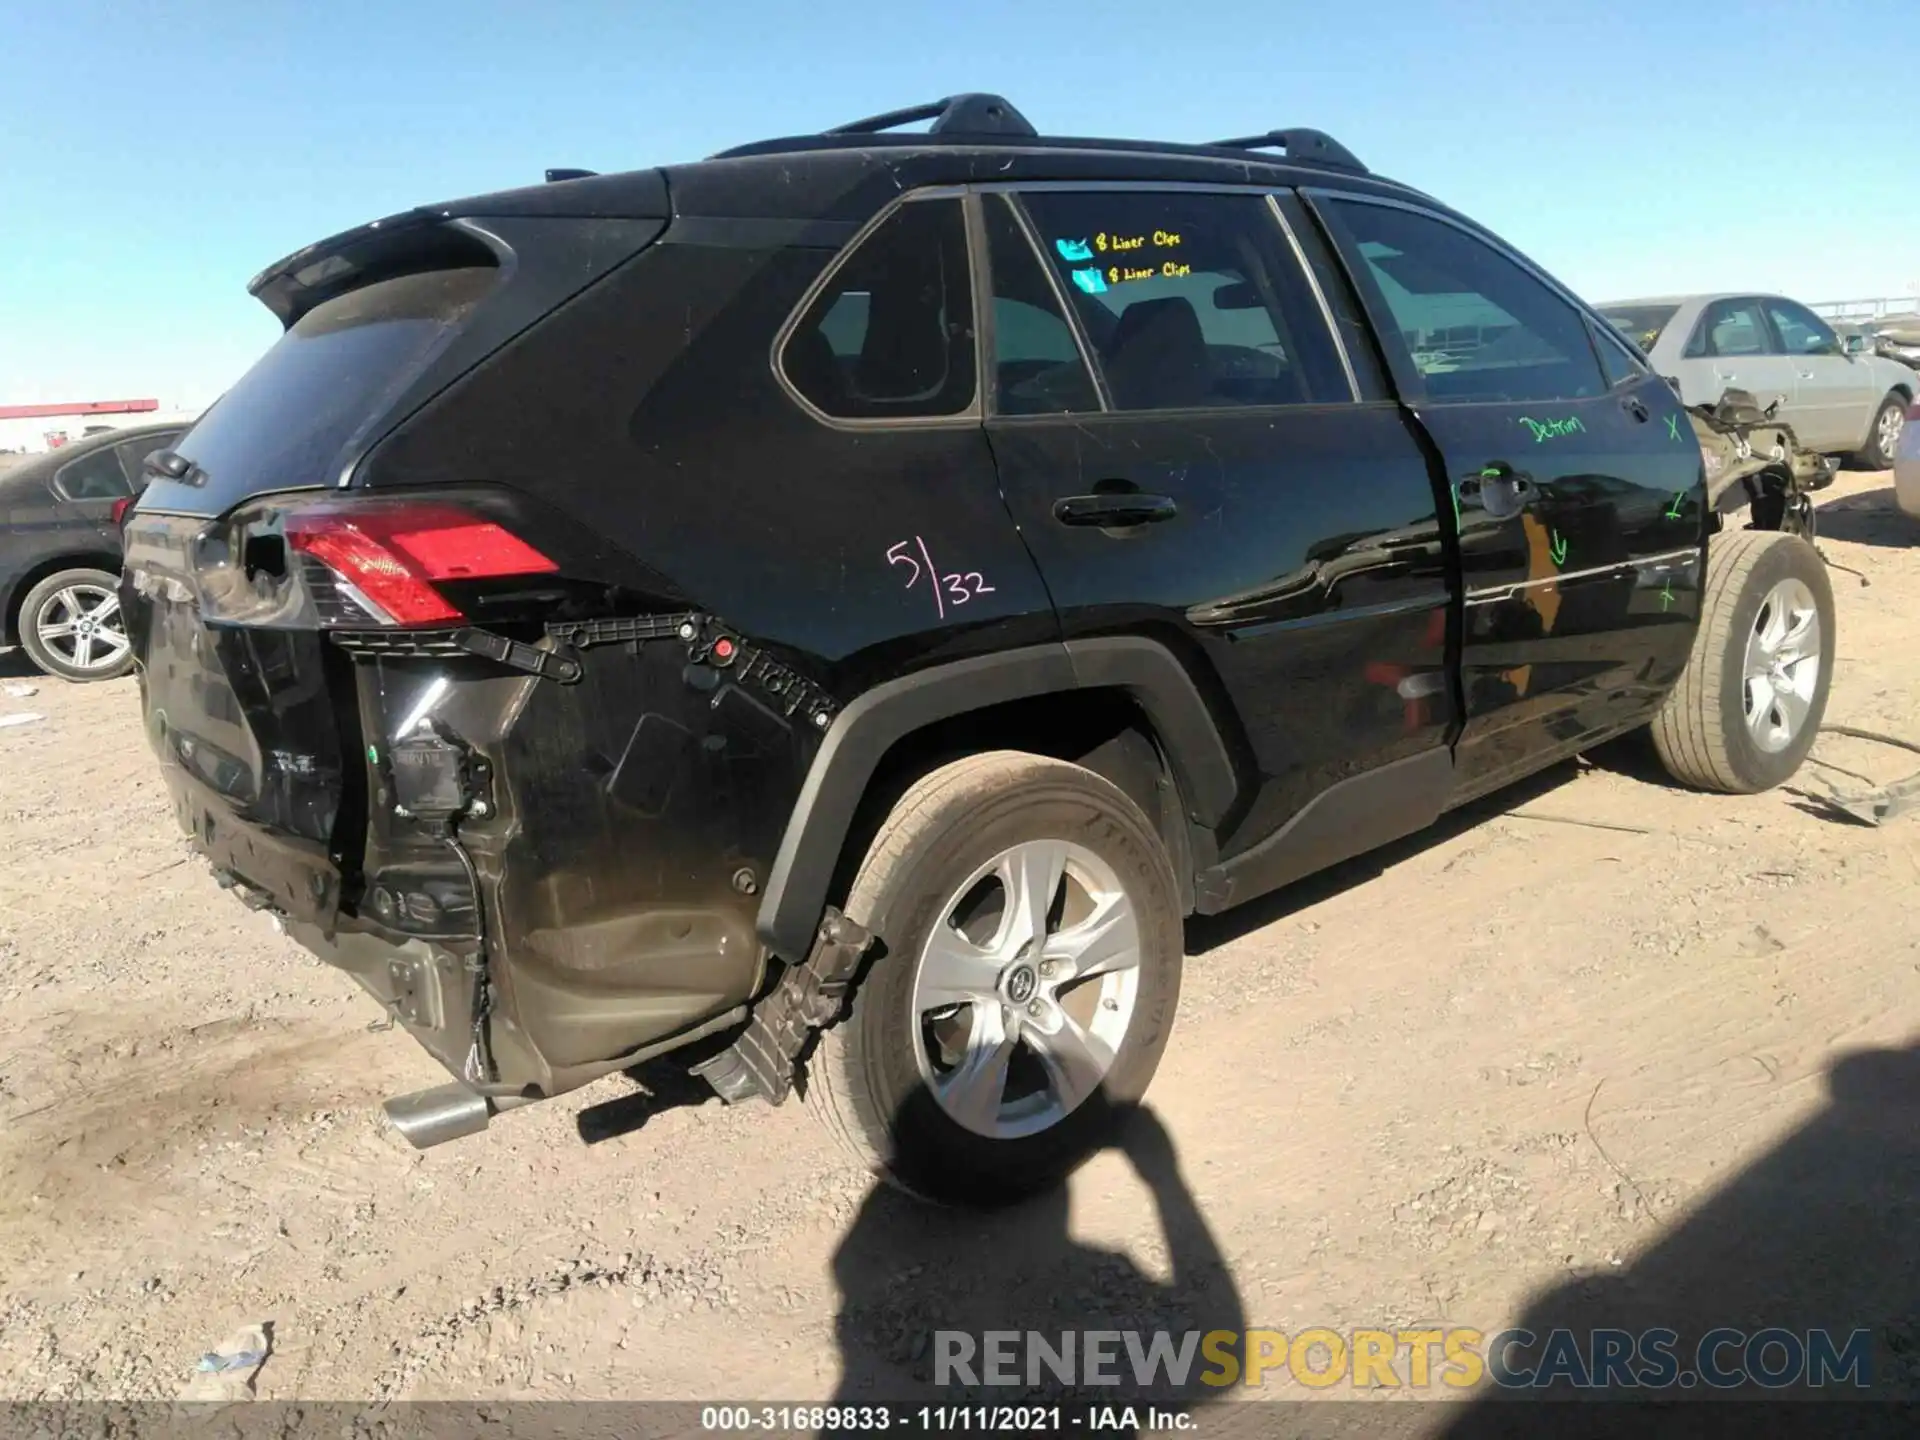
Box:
[122,95,1834,1206]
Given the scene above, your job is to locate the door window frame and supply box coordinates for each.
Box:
[1297,186,1617,408]
[1588,318,1652,392]
[769,186,984,432]
[51,443,136,503]
[1683,297,1771,360]
[973,189,1115,415]
[1760,296,1843,360]
[975,180,1364,419]
[774,180,1381,429]
[116,431,181,488]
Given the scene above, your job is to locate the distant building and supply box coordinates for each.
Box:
[0,399,202,454]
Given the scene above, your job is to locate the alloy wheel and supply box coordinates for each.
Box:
[1740,577,1822,754]
[35,583,130,674]
[909,838,1142,1140]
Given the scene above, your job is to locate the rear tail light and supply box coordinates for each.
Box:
[283,500,558,627]
[112,497,133,528]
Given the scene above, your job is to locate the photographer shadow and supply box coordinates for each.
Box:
[1438,1041,1920,1438]
[823,1104,1243,1437]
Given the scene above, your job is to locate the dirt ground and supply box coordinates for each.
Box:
[1,470,1916,1419]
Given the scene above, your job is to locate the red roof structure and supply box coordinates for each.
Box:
[0,399,160,420]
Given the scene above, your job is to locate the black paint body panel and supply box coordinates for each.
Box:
[117,132,1710,1098]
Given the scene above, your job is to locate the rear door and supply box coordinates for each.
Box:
[1763,297,1876,451]
[980,184,1458,870]
[1304,191,1703,804]
[49,439,135,549]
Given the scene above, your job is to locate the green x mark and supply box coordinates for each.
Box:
[1665,413,1682,441]
[1548,531,1568,566]
[1665,490,1687,520]
[1660,581,1675,611]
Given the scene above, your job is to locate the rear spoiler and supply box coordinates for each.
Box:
[247,169,673,327]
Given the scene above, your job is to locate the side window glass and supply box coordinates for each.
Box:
[780,198,976,421]
[117,433,177,487]
[982,195,1101,415]
[1765,299,1840,357]
[1699,300,1768,358]
[1017,189,1352,412]
[1321,199,1606,405]
[53,446,133,501]
[1590,320,1648,389]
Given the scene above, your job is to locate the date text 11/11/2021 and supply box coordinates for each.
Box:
[887,537,995,619]
[700,1403,1197,1431]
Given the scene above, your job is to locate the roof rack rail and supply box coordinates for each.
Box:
[1208,128,1366,173]
[544,168,598,183]
[824,93,1037,139]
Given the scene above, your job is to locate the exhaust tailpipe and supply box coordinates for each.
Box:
[383,1082,533,1150]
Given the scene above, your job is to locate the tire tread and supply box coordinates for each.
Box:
[1650,529,1814,792]
[810,751,1059,1180]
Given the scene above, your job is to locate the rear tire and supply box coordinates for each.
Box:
[1650,530,1833,793]
[16,567,134,683]
[1858,393,1906,470]
[811,751,1183,1207]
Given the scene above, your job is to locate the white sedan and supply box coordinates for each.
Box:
[1599,292,1913,468]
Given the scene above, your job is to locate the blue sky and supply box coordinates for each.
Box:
[3,0,1916,409]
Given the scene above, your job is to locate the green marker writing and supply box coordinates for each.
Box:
[1518,416,1586,443]
[1665,491,1686,520]
[1665,413,1682,442]
[1659,581,1675,611]
[1548,531,1568,567]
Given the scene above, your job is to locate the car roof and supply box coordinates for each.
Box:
[1600,292,1802,309]
[248,93,1450,316]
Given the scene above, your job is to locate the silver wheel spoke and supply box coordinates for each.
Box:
[917,924,1003,1011]
[992,841,1067,961]
[88,593,121,623]
[1745,675,1778,738]
[54,587,86,617]
[1029,1012,1115,1116]
[1778,606,1816,656]
[1740,577,1822,754]
[1775,683,1812,736]
[937,1004,1016,1132]
[39,621,77,640]
[73,632,96,668]
[91,630,130,661]
[1043,892,1139,982]
[910,834,1143,1140]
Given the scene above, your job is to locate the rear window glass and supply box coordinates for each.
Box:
[54,444,134,500]
[1598,305,1680,353]
[144,266,497,512]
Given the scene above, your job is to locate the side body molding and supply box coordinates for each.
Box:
[754,638,1242,962]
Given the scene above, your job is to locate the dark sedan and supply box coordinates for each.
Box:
[1,422,187,681]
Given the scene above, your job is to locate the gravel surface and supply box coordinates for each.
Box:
[1,470,1916,1413]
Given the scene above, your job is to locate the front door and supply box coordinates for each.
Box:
[1306,192,1704,804]
[977,185,1457,864]
[1763,296,1877,452]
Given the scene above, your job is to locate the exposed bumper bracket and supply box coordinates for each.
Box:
[689,907,872,1106]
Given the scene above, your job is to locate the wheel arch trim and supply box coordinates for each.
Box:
[754,637,1241,961]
